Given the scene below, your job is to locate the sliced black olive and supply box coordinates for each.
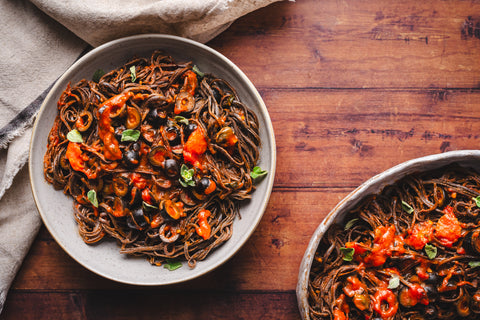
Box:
[425,272,439,284]
[148,145,168,167]
[164,159,179,178]
[123,149,140,169]
[165,126,181,145]
[463,229,480,254]
[113,176,130,197]
[423,284,438,302]
[109,103,126,119]
[183,123,197,140]
[76,110,93,132]
[128,207,149,230]
[159,223,179,243]
[147,107,167,126]
[215,126,238,147]
[126,106,141,129]
[195,177,216,195]
[174,91,195,114]
[111,197,127,218]
[127,186,142,208]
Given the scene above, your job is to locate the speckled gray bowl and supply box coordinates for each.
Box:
[29,34,276,285]
[296,150,480,319]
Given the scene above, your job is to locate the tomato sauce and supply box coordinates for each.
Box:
[434,205,462,247]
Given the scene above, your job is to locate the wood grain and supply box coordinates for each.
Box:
[5,0,480,318]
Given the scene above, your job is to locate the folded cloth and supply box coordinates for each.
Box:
[0,0,283,313]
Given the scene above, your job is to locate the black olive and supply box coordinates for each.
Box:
[113,176,130,197]
[148,145,167,167]
[127,187,142,208]
[123,149,140,169]
[147,107,167,126]
[423,284,438,302]
[164,159,179,178]
[114,126,125,141]
[174,91,195,114]
[126,106,141,129]
[131,208,149,229]
[184,123,197,140]
[165,126,181,145]
[463,229,480,254]
[195,177,216,195]
[425,272,439,284]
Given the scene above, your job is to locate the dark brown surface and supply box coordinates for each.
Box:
[4,0,480,319]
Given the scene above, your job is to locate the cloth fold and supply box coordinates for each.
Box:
[0,0,282,313]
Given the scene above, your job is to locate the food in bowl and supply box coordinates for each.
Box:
[307,164,480,320]
[43,50,265,268]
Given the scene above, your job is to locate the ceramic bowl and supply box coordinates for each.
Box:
[296,150,480,319]
[29,34,276,285]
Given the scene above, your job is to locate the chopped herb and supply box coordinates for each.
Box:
[92,69,105,83]
[469,261,480,268]
[87,189,98,208]
[344,218,359,231]
[250,166,268,179]
[473,196,480,208]
[425,244,437,259]
[142,201,158,211]
[192,65,205,78]
[121,129,140,142]
[340,247,355,262]
[130,65,136,82]
[401,201,414,214]
[174,116,189,125]
[163,259,182,271]
[387,274,400,289]
[179,164,195,187]
[66,129,83,143]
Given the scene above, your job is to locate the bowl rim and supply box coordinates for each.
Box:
[296,150,480,319]
[28,33,276,285]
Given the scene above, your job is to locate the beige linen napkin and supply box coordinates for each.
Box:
[0,0,283,313]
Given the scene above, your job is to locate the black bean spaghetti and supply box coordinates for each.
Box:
[43,51,263,268]
[308,165,480,320]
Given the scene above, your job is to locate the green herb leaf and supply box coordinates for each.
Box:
[401,201,414,214]
[163,259,182,271]
[130,65,136,82]
[473,196,480,208]
[387,274,400,289]
[87,189,98,208]
[92,69,105,83]
[424,244,437,259]
[67,129,83,143]
[179,164,195,187]
[174,116,189,125]
[142,201,158,211]
[192,65,205,78]
[469,261,480,268]
[340,247,355,262]
[344,218,359,231]
[250,166,268,179]
[121,129,140,142]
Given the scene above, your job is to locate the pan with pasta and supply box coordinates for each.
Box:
[297,151,480,320]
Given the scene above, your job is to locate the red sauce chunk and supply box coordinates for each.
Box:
[195,209,211,240]
[97,92,133,160]
[434,205,462,247]
[66,142,97,179]
[406,220,434,250]
[183,127,208,169]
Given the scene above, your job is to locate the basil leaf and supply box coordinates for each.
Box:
[179,164,195,187]
[142,201,158,211]
[67,129,83,143]
[250,166,268,179]
[179,179,188,188]
[87,189,98,208]
[473,196,480,208]
[121,129,140,142]
[340,247,355,262]
[401,201,414,214]
[424,244,437,259]
[387,274,400,289]
[130,65,136,82]
[469,261,480,268]
[192,65,205,78]
[163,259,182,271]
[174,116,189,125]
[92,69,105,83]
[344,218,359,231]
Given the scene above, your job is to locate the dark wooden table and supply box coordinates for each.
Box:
[3,0,480,319]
